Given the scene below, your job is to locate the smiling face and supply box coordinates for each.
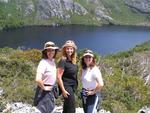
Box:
[65,46,74,57]
[83,55,93,67]
[46,49,55,60]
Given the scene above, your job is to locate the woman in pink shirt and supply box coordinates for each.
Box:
[33,41,59,113]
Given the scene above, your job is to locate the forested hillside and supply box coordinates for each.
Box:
[0,0,150,30]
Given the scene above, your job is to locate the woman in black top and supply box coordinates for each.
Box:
[57,40,78,113]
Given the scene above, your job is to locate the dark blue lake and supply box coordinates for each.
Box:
[0,25,150,55]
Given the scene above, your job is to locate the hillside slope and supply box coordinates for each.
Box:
[0,41,150,112]
[0,0,150,29]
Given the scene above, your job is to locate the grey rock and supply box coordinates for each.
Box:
[0,87,4,96]
[4,102,111,113]
[131,52,150,85]
[36,0,64,20]
[35,0,88,20]
[15,1,35,16]
[0,0,8,3]
[95,7,113,22]
[124,0,150,14]
[73,2,88,15]
[138,106,150,113]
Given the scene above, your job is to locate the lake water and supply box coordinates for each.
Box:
[0,25,150,55]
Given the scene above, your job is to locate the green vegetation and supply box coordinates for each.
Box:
[70,13,102,26]
[101,0,149,25]
[1,0,150,30]
[0,41,150,112]
[0,2,24,30]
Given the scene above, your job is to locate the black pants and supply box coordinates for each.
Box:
[34,86,55,113]
[63,85,76,113]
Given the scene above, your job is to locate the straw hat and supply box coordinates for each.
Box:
[62,40,77,49]
[42,41,59,52]
[82,49,94,57]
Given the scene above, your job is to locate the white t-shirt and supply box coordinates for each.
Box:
[37,59,57,85]
[81,66,103,90]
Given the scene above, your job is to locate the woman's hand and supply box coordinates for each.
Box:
[44,86,53,91]
[62,90,70,98]
[86,90,95,96]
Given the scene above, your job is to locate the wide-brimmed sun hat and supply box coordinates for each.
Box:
[42,41,59,52]
[82,49,94,57]
[62,40,77,49]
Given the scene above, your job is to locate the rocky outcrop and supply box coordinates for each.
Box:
[100,49,150,86]
[122,51,150,85]
[138,106,150,113]
[3,102,110,113]
[16,1,35,16]
[1,0,150,27]
[133,52,150,85]
[0,0,8,3]
[4,102,150,113]
[124,0,150,14]
[0,87,4,96]
[35,0,88,21]
[0,0,113,25]
[95,7,113,23]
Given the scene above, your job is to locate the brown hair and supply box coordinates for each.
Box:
[42,49,58,59]
[81,56,96,70]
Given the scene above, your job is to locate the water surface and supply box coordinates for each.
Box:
[0,25,150,55]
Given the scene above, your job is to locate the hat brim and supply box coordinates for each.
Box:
[62,44,77,50]
[42,46,59,52]
[83,53,94,57]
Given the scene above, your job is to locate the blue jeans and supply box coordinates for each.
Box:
[81,92,99,113]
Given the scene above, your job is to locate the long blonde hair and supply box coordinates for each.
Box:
[60,47,77,65]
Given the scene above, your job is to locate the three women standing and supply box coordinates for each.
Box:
[34,40,103,113]
[57,40,78,113]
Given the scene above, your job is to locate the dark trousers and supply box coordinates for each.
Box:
[82,93,99,113]
[34,86,55,113]
[63,85,76,113]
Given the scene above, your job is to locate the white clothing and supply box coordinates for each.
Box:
[37,59,57,85]
[81,66,103,90]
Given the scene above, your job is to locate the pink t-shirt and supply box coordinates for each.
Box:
[37,59,57,85]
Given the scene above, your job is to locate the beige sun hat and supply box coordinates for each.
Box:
[42,41,59,52]
[82,49,94,57]
[62,40,77,49]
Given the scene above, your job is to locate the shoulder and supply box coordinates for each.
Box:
[59,58,66,64]
[92,66,101,74]
[39,59,51,66]
[39,59,46,64]
[58,58,66,68]
[93,66,99,71]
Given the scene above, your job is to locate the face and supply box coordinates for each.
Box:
[65,46,74,56]
[46,49,55,59]
[83,55,93,66]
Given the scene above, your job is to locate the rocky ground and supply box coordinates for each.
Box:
[3,102,111,113]
[2,102,150,113]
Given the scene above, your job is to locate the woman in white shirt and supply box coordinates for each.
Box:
[80,49,104,113]
[33,41,59,113]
